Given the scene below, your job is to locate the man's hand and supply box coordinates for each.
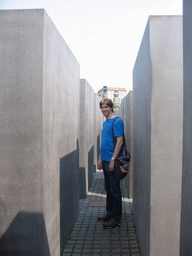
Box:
[109,160,115,172]
[97,159,102,170]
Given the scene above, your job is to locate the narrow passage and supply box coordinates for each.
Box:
[63,170,140,256]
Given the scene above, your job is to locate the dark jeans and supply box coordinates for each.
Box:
[102,161,122,222]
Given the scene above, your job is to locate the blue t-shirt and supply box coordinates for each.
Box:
[101,117,124,161]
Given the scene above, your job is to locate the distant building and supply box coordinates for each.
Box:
[97,86,127,109]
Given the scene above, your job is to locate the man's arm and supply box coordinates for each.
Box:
[109,136,123,172]
[97,155,102,170]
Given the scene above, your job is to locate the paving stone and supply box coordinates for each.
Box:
[102,243,111,249]
[85,236,93,240]
[66,241,75,246]
[92,248,102,253]
[63,248,73,253]
[84,240,92,244]
[62,170,140,256]
[74,248,83,252]
[131,248,140,253]
[111,245,121,250]
[121,244,129,249]
[83,245,92,249]
[102,240,111,245]
[74,244,83,249]
[82,248,92,252]
[93,241,102,245]
[102,249,111,254]
[76,240,84,244]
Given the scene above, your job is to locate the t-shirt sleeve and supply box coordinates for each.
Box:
[113,118,124,137]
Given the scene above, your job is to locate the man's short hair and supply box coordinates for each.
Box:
[99,98,113,112]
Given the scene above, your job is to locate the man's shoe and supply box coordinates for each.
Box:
[98,215,111,222]
[103,219,121,229]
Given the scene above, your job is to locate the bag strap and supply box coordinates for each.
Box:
[111,117,126,148]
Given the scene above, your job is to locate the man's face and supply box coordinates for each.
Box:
[100,103,113,118]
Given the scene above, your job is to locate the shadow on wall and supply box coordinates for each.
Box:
[60,139,79,255]
[88,145,94,189]
[94,134,101,172]
[0,140,80,256]
[97,134,100,163]
[79,166,86,198]
[0,211,50,256]
[79,145,95,199]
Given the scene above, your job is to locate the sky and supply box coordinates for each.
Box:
[0,0,182,93]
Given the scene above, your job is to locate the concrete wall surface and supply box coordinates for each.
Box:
[123,92,133,198]
[180,1,192,255]
[116,91,133,198]
[133,16,183,256]
[0,9,80,256]
[79,79,95,198]
[94,93,103,172]
[133,20,151,255]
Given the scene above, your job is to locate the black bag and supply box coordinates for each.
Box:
[112,117,131,180]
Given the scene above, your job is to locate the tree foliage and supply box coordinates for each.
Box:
[113,102,117,109]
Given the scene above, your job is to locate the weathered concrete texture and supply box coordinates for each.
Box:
[123,92,133,198]
[0,9,80,256]
[94,94,103,172]
[180,1,192,255]
[116,98,124,119]
[133,16,183,256]
[133,20,151,256]
[116,91,133,198]
[79,79,95,198]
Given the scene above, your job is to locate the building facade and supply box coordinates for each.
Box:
[97,86,127,110]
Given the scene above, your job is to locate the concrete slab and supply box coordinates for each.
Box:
[79,79,94,198]
[180,1,192,255]
[133,16,183,256]
[94,93,103,172]
[117,91,133,198]
[0,9,80,256]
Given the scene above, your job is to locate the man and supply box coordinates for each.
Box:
[97,98,124,229]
